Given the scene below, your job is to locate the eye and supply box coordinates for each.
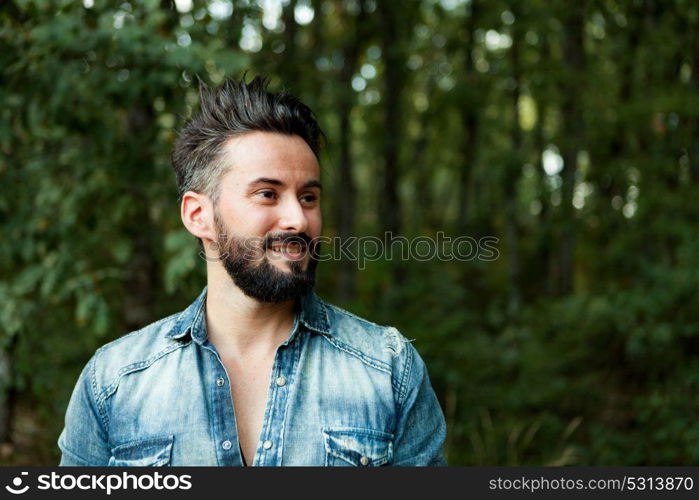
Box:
[300,193,319,205]
[256,190,277,201]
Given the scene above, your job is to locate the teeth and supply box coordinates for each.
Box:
[271,243,303,253]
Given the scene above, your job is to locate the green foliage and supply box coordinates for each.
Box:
[1,0,698,465]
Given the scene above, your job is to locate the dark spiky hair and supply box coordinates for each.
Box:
[171,75,324,201]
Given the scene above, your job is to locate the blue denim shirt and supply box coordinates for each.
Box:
[58,288,447,466]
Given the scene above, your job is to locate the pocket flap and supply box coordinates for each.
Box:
[108,435,174,466]
[323,427,394,466]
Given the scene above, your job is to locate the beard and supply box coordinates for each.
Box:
[214,212,319,303]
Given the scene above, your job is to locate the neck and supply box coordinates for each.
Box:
[205,265,296,357]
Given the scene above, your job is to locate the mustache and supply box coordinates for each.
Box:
[212,232,319,262]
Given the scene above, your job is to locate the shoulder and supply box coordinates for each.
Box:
[90,289,206,394]
[323,301,408,354]
[96,312,182,367]
[315,297,420,378]
[89,310,191,402]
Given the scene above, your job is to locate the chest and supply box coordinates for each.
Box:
[221,354,276,464]
[107,338,399,465]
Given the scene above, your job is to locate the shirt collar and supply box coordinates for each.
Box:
[298,291,332,335]
[166,287,208,344]
[166,287,332,344]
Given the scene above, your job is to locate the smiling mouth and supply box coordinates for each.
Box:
[268,242,307,260]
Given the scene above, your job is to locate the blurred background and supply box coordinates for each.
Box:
[1,0,698,465]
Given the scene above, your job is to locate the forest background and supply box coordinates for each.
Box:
[1,0,698,465]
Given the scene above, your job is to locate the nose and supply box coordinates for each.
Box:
[277,196,309,234]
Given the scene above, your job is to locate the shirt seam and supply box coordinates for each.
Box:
[318,334,391,374]
[96,340,192,405]
[394,343,414,414]
[111,313,181,346]
[90,351,111,436]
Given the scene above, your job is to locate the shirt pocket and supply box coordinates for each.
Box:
[108,435,175,466]
[322,427,394,467]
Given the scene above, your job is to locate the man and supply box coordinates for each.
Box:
[58,76,447,466]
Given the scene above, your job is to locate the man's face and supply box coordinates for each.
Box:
[211,132,322,303]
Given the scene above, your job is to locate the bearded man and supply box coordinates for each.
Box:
[58,76,446,466]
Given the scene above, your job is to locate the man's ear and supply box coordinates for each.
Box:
[181,191,217,246]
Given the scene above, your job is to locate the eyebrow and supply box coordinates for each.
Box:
[248,177,322,190]
[302,180,323,190]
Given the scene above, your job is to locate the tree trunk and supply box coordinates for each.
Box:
[378,1,403,241]
[691,8,699,182]
[535,99,554,295]
[0,348,13,443]
[506,7,522,315]
[305,0,325,110]
[412,75,438,231]
[335,3,365,303]
[557,0,586,295]
[281,0,299,84]
[458,0,480,234]
[123,105,159,331]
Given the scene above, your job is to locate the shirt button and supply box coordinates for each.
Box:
[222,440,232,450]
[360,456,370,466]
[216,377,225,387]
[262,440,273,450]
[275,376,286,387]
